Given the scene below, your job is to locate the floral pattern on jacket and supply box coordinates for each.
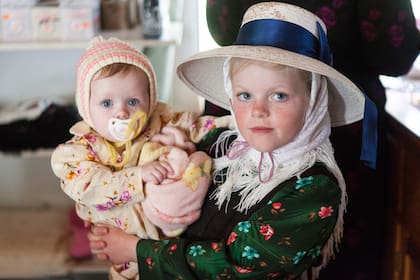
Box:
[136,164,341,279]
[51,102,233,239]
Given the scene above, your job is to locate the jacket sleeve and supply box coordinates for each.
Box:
[50,139,144,208]
[164,108,235,144]
[136,173,341,279]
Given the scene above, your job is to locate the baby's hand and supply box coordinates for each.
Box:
[141,161,173,184]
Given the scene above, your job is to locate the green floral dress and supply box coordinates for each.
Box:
[136,155,341,279]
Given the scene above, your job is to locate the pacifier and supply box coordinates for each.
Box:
[107,110,147,142]
[108,118,134,142]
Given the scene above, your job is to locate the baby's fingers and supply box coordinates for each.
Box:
[159,160,174,175]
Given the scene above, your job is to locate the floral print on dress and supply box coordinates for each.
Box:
[136,164,343,279]
[360,20,377,42]
[268,200,284,215]
[293,251,307,264]
[318,206,334,219]
[168,244,178,255]
[295,176,314,190]
[331,0,344,9]
[188,245,206,257]
[238,221,251,233]
[191,118,217,131]
[227,231,238,245]
[95,190,132,211]
[388,24,405,47]
[316,6,336,28]
[85,146,97,161]
[242,246,260,260]
[64,162,85,180]
[145,257,154,270]
[66,170,78,180]
[309,246,322,259]
[203,119,216,130]
[234,265,252,274]
[259,224,274,240]
[211,242,223,253]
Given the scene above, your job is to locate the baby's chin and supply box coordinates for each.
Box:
[103,134,126,143]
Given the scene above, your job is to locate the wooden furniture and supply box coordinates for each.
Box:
[383,90,420,280]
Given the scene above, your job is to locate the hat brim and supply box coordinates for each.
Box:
[177,45,365,127]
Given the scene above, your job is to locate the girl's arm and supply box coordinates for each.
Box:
[90,172,341,279]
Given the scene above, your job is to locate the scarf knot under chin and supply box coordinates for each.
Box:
[226,140,274,183]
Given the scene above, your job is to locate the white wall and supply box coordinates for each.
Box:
[168,0,204,112]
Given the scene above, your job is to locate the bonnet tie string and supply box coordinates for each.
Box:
[227,140,275,183]
[259,152,274,183]
[226,140,250,159]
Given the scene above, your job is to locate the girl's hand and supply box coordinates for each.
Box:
[87,224,139,265]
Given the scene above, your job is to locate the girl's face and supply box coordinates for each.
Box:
[231,62,310,152]
[89,68,150,142]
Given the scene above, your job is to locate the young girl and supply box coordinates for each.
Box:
[207,1,419,278]
[88,3,373,279]
[51,37,231,279]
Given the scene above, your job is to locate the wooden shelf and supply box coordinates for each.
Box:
[0,22,183,51]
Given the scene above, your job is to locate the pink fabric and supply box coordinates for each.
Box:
[68,208,91,259]
[141,126,212,236]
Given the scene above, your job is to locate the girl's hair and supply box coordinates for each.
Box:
[93,63,145,80]
[230,57,312,90]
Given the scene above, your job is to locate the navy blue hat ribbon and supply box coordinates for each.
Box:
[234,19,332,65]
[360,94,378,169]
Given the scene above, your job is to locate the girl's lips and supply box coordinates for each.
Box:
[250,127,273,133]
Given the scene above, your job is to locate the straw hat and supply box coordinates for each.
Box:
[177,2,365,127]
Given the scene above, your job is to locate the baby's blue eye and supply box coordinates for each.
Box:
[128,99,139,106]
[101,99,112,108]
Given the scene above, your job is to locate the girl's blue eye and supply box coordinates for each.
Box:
[128,99,139,106]
[273,92,288,101]
[237,92,251,101]
[101,99,112,108]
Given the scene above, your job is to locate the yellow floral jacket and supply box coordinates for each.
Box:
[51,102,233,240]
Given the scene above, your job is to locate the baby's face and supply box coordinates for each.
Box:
[89,68,150,142]
[230,62,310,152]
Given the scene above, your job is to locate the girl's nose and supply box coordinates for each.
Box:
[251,101,269,118]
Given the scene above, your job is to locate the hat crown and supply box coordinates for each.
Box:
[176,2,365,128]
[241,2,327,39]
